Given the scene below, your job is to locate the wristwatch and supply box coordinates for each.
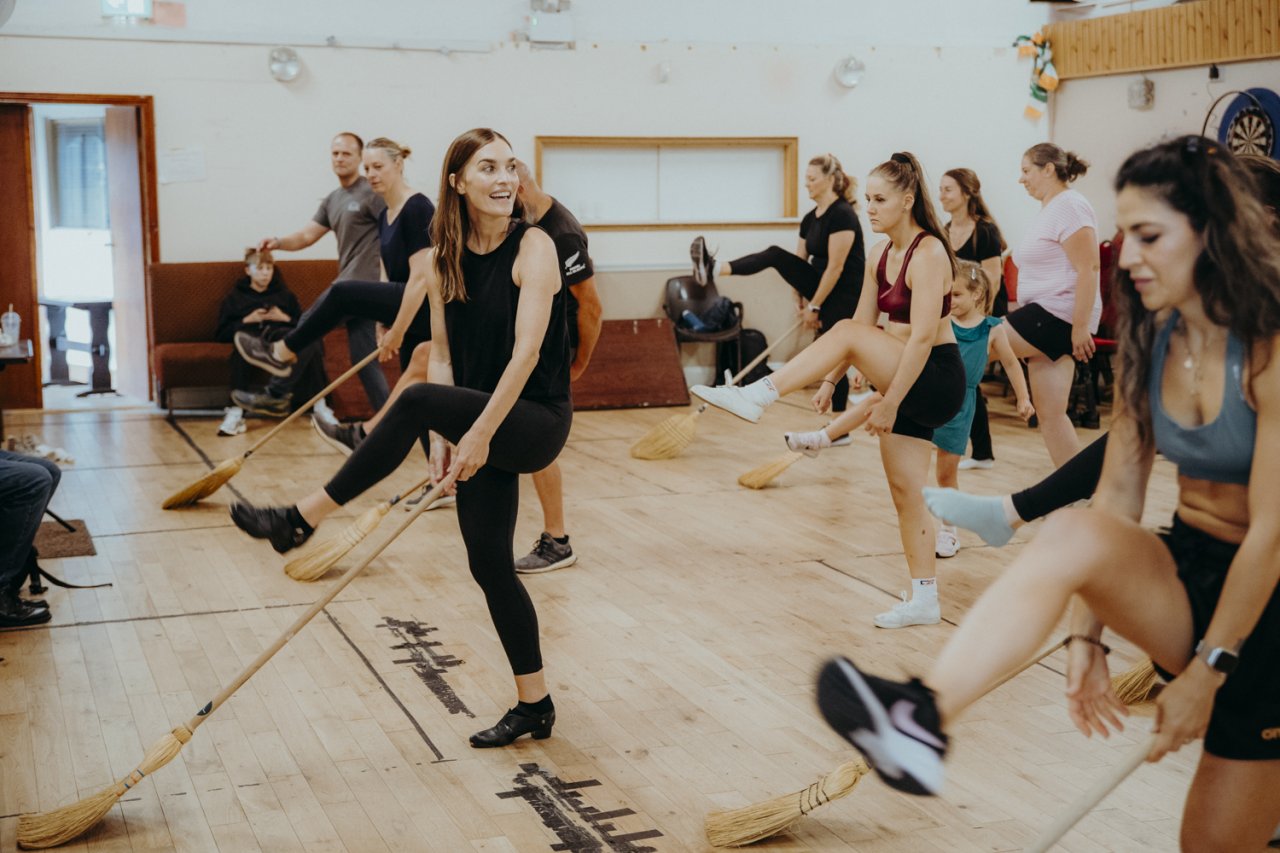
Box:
[1194,640,1239,676]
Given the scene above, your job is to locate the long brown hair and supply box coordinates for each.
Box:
[431,128,517,304]
[809,153,857,205]
[870,151,958,277]
[1113,136,1280,448]
[943,167,1007,253]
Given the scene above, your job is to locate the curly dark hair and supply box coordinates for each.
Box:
[1113,136,1280,449]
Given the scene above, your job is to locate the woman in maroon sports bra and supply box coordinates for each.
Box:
[692,152,967,629]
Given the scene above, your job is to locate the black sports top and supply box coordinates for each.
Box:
[445,220,570,402]
[379,193,435,284]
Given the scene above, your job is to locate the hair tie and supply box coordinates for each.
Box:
[890,152,910,165]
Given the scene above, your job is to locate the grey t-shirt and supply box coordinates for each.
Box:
[313,177,387,281]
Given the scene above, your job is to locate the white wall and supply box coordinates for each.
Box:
[1050,58,1280,237]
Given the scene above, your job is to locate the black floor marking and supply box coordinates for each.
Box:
[497,763,663,852]
[165,416,246,503]
[378,617,473,718]
[322,611,452,763]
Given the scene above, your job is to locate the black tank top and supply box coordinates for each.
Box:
[445,221,570,402]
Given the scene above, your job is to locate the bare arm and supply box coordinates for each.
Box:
[980,256,1003,312]
[804,230,854,330]
[1063,226,1100,361]
[568,277,603,381]
[878,239,949,409]
[378,246,433,361]
[989,323,1033,420]
[260,221,329,253]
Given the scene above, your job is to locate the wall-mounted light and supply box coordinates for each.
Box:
[269,46,301,82]
[101,0,152,24]
[833,56,865,89]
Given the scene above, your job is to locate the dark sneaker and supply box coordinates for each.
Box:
[234,331,294,378]
[403,486,455,511]
[311,415,363,456]
[232,388,291,417]
[690,235,716,285]
[230,502,313,554]
[0,593,52,628]
[816,657,948,796]
[515,532,577,574]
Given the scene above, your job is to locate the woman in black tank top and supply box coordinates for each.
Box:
[230,129,572,749]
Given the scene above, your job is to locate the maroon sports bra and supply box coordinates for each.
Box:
[876,231,950,324]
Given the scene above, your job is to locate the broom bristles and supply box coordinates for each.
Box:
[1112,657,1160,712]
[17,726,192,850]
[737,452,803,490]
[161,457,244,509]
[285,503,390,582]
[630,410,701,460]
[705,760,868,848]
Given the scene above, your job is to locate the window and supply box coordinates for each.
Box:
[50,120,109,230]
[535,136,798,230]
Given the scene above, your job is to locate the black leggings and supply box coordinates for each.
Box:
[325,384,572,676]
[284,280,432,371]
[968,390,993,461]
[728,246,860,411]
[1010,433,1108,522]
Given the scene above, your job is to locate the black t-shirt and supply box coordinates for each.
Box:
[379,193,435,283]
[535,198,592,349]
[799,199,865,300]
[951,218,1004,264]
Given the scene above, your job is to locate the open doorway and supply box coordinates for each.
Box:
[0,92,158,417]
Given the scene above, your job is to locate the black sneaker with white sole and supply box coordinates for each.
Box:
[311,415,364,456]
[816,656,948,796]
[514,532,577,574]
[690,235,715,286]
[232,388,291,417]
[234,331,294,378]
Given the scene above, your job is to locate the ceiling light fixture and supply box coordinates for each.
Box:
[269,46,301,82]
[833,56,865,89]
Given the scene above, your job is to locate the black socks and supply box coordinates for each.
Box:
[286,506,314,538]
[516,695,554,716]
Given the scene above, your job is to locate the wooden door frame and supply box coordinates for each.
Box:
[0,91,159,404]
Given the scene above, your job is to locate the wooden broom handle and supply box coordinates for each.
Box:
[727,320,804,386]
[1026,732,1154,853]
[245,348,383,456]
[182,481,448,731]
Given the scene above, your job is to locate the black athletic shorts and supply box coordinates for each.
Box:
[891,343,966,442]
[1151,515,1280,761]
[1005,302,1074,361]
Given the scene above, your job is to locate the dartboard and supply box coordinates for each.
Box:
[1217,88,1280,158]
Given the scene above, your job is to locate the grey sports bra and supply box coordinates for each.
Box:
[1150,311,1255,485]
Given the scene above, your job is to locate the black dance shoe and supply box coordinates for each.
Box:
[469,706,556,748]
[230,503,313,554]
[0,593,52,628]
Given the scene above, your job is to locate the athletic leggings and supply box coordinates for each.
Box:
[1010,433,1108,522]
[283,280,432,371]
[728,246,860,411]
[325,384,572,675]
[967,390,993,461]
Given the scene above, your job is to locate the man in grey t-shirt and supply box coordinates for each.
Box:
[248,132,389,412]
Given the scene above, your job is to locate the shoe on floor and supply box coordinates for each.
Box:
[816,656,948,796]
[515,532,577,574]
[785,429,831,458]
[690,384,764,423]
[217,406,247,436]
[229,502,313,554]
[231,389,291,417]
[874,592,941,629]
[234,331,294,378]
[935,524,959,559]
[312,415,364,456]
[0,593,52,628]
[690,235,716,286]
[313,399,339,426]
[957,457,994,471]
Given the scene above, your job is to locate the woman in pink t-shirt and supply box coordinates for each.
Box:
[1004,143,1100,466]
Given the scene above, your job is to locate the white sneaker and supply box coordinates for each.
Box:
[785,429,831,457]
[874,593,941,629]
[217,406,247,436]
[935,525,959,558]
[957,457,994,471]
[690,384,764,423]
[313,399,339,426]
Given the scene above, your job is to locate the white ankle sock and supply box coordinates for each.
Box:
[911,577,938,602]
[814,429,833,448]
[742,376,779,406]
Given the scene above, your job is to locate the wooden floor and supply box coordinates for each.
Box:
[0,390,1194,852]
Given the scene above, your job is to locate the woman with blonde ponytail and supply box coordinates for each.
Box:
[689,153,865,411]
[232,128,573,749]
[694,151,967,629]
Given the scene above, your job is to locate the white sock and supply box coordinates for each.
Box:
[814,429,834,448]
[741,376,780,406]
[911,577,938,603]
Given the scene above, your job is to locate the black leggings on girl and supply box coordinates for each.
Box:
[1010,433,1108,522]
[728,246,860,411]
[283,280,432,370]
[325,384,572,675]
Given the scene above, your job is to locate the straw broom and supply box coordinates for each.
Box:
[17,483,448,850]
[631,320,804,460]
[162,349,381,509]
[284,472,434,582]
[738,451,805,490]
[1110,657,1160,711]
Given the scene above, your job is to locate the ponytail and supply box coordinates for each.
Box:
[872,152,958,277]
[809,153,858,206]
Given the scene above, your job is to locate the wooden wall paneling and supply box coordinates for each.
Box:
[0,103,40,410]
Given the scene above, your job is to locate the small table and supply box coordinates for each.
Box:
[40,299,117,396]
[0,338,35,435]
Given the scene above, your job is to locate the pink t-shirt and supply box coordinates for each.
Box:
[1012,189,1101,331]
